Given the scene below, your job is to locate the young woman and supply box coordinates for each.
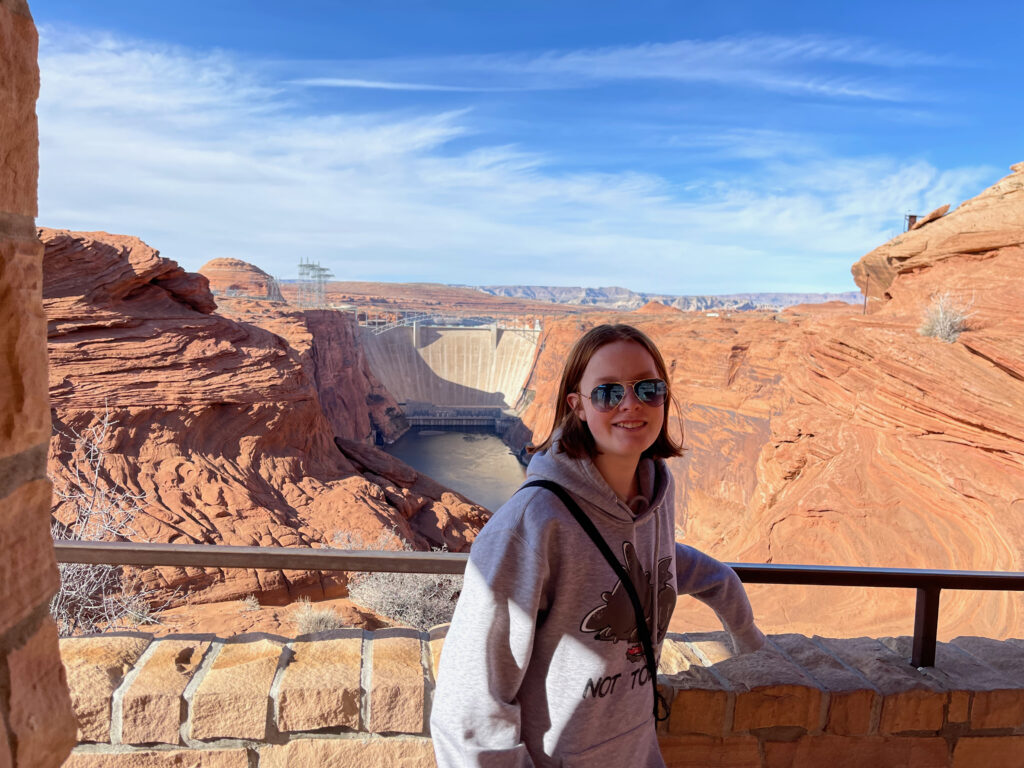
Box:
[431,324,764,768]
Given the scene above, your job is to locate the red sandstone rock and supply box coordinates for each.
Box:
[42,229,488,611]
[199,257,283,301]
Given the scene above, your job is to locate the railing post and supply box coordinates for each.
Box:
[912,587,941,667]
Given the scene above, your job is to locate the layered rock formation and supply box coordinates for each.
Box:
[519,163,1024,641]
[199,257,283,301]
[207,296,408,444]
[43,229,487,608]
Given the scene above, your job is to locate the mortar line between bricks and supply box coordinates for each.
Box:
[266,642,293,744]
[0,212,37,239]
[680,638,736,735]
[180,639,223,747]
[360,629,372,733]
[0,442,47,503]
[419,629,433,737]
[109,635,159,745]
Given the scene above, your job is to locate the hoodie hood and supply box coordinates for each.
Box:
[526,436,671,525]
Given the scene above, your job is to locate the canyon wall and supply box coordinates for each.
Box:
[0,1,77,765]
[43,229,488,608]
[519,163,1024,641]
[208,297,409,443]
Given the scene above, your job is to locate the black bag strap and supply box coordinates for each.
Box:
[520,479,670,722]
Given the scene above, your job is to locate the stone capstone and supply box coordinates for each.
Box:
[59,635,151,742]
[276,633,363,732]
[189,637,283,741]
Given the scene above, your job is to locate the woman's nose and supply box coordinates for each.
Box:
[617,385,642,409]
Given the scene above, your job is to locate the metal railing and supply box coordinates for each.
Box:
[54,541,1024,668]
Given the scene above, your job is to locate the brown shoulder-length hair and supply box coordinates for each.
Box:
[530,323,683,460]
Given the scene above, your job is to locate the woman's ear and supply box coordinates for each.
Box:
[567,393,586,422]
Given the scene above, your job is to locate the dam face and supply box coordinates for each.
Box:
[360,324,539,416]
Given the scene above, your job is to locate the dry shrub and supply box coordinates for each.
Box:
[49,408,169,635]
[239,594,260,612]
[293,596,345,634]
[332,529,462,630]
[919,292,973,342]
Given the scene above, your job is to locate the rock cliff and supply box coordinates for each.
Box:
[199,257,284,301]
[43,229,487,609]
[519,164,1024,640]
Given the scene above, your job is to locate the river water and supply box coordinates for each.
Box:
[382,430,527,512]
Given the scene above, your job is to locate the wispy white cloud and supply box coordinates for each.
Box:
[290,77,516,92]
[298,33,955,101]
[36,27,989,294]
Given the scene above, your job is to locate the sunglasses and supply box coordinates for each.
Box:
[578,378,667,412]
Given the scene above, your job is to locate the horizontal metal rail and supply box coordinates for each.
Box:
[54,541,1024,668]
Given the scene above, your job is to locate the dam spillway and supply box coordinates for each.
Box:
[360,324,540,415]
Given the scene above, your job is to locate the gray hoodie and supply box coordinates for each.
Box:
[431,442,764,768]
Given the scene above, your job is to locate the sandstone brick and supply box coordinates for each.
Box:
[952,736,1024,768]
[0,479,59,629]
[706,641,822,732]
[772,634,878,736]
[764,735,949,768]
[276,634,362,732]
[370,634,425,734]
[657,734,761,767]
[7,618,76,767]
[260,736,436,768]
[948,690,970,724]
[0,233,48,460]
[189,637,282,741]
[666,666,733,737]
[660,635,701,675]
[683,631,739,665]
[951,637,1024,682]
[59,634,151,742]
[63,748,250,768]
[886,636,1024,731]
[0,1,39,216]
[120,638,211,745]
[818,636,945,734]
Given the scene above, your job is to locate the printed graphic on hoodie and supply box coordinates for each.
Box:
[579,541,674,663]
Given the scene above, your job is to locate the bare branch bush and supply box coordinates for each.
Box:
[292,595,346,634]
[919,292,974,342]
[49,407,169,636]
[332,528,462,630]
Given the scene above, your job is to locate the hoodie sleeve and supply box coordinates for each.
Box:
[431,525,549,768]
[674,542,766,654]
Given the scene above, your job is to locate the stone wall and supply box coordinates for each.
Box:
[59,628,1024,767]
[0,0,77,766]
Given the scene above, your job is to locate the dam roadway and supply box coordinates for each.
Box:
[360,324,541,424]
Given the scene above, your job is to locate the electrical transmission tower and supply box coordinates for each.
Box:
[296,258,333,308]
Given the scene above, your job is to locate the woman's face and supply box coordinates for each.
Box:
[567,340,665,469]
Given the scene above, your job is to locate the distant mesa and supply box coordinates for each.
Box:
[199,257,284,302]
[478,284,861,311]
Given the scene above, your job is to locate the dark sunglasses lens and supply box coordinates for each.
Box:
[590,383,625,411]
[635,379,667,406]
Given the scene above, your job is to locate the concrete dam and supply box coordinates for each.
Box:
[360,324,540,431]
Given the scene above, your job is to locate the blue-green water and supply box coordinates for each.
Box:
[382,430,526,512]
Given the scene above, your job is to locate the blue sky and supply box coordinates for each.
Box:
[30,1,1023,294]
